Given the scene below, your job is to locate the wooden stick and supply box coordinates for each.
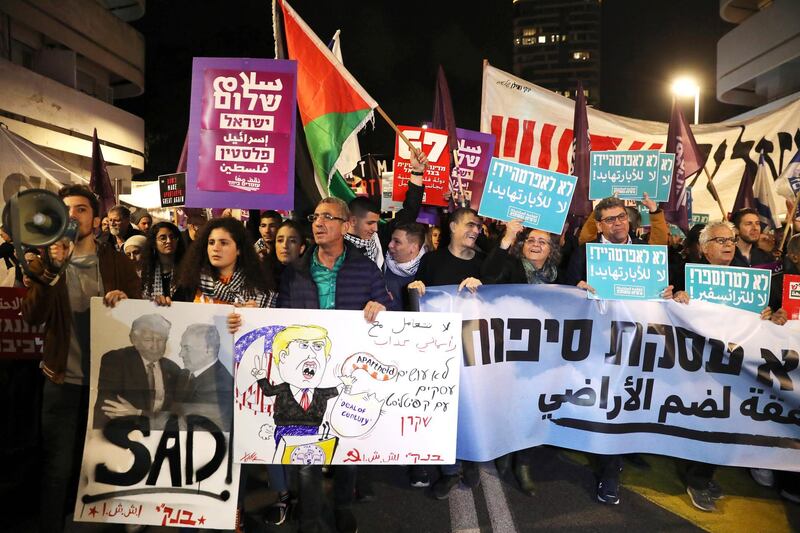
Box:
[779,190,800,251]
[702,165,728,219]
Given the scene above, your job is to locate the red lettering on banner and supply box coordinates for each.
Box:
[537,124,556,168]
[556,128,573,173]
[518,120,535,165]
[503,118,519,158]
[629,141,645,150]
[490,115,503,157]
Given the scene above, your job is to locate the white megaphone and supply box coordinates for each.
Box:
[2,188,79,285]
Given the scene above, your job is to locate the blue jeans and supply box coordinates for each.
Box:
[40,381,88,532]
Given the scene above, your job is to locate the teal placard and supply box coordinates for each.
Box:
[691,213,710,226]
[652,153,675,202]
[585,243,669,301]
[590,150,660,200]
[685,264,771,313]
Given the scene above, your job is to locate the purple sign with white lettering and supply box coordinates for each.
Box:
[187,57,296,209]
[451,128,496,210]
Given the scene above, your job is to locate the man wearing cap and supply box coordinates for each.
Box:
[131,209,152,234]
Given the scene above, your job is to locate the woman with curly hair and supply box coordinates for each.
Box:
[171,217,275,307]
[140,221,186,300]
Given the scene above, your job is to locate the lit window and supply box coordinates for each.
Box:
[522,37,536,45]
[561,34,568,42]
[522,27,536,37]
[538,35,547,43]
[572,51,590,60]
[514,38,521,45]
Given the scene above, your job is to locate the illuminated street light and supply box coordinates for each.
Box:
[671,77,700,125]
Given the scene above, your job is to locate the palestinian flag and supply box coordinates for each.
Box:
[274,0,377,201]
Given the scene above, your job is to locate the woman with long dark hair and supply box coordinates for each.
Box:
[141,221,186,300]
[172,217,275,306]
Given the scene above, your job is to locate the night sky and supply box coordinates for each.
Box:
[119,0,750,180]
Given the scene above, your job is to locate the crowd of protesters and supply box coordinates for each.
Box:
[2,148,800,532]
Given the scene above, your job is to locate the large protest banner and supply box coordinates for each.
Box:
[481,63,800,218]
[0,287,44,359]
[76,299,239,530]
[232,308,461,465]
[187,57,297,210]
[420,284,800,470]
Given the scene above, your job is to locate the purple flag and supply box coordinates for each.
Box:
[89,129,116,216]
[731,162,756,217]
[568,82,592,228]
[432,65,463,208]
[662,100,706,233]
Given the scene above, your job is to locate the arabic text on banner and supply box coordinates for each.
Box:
[187,57,297,210]
[451,128,496,210]
[585,243,669,301]
[76,299,239,530]
[232,308,461,465]
[419,284,800,470]
[685,264,771,314]
[589,151,674,201]
[478,157,577,234]
[0,287,44,359]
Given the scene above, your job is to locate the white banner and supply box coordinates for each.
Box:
[77,299,239,530]
[420,284,800,471]
[232,308,461,465]
[480,64,800,219]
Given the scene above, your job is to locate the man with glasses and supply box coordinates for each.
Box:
[565,195,672,506]
[100,205,143,252]
[276,196,391,533]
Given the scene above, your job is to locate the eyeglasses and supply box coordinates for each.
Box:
[307,213,346,223]
[599,212,628,225]
[525,238,550,247]
[708,236,738,245]
[157,234,178,243]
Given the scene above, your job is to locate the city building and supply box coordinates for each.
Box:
[0,0,145,195]
[512,0,601,106]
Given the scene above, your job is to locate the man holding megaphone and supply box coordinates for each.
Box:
[16,184,140,532]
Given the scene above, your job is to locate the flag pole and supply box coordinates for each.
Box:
[701,165,728,219]
[779,190,800,251]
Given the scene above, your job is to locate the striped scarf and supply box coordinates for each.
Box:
[198,268,274,307]
[143,263,174,299]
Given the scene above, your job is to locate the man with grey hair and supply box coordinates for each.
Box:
[177,323,232,429]
[93,313,182,428]
[100,204,143,252]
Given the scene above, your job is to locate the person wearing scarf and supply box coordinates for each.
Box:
[383,223,427,311]
[141,222,186,300]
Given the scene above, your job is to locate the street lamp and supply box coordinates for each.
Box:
[671,77,700,125]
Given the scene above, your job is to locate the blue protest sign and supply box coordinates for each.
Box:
[590,150,660,200]
[652,153,675,202]
[479,158,577,234]
[684,264,771,314]
[585,243,669,300]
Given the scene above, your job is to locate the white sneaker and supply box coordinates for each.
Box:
[750,468,775,487]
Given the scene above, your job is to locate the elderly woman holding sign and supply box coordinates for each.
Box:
[479,219,564,496]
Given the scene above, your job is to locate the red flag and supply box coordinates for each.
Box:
[731,162,756,216]
[662,100,706,232]
[568,82,592,225]
[89,129,116,216]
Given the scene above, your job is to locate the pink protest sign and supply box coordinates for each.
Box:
[187,58,296,209]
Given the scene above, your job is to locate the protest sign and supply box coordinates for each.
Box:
[232,308,460,465]
[392,126,451,206]
[75,299,239,530]
[0,287,43,359]
[419,283,800,470]
[590,150,660,200]
[451,128,496,210]
[782,274,800,320]
[652,153,675,202]
[685,264,771,314]
[158,172,186,208]
[585,243,669,300]
[691,213,710,226]
[479,158,577,234]
[187,57,296,209]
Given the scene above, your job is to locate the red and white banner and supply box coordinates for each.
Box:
[480,64,800,219]
[393,126,451,207]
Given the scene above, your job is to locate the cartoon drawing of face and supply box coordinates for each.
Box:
[289,443,326,465]
[278,338,328,388]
